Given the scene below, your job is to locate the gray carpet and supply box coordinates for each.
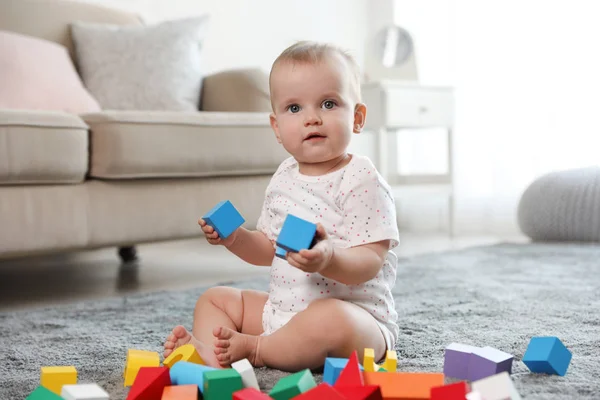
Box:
[1,243,599,399]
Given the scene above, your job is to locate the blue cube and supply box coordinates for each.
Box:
[203,200,245,239]
[276,214,317,253]
[275,245,287,259]
[522,336,572,376]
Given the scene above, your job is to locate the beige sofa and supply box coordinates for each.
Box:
[0,0,287,261]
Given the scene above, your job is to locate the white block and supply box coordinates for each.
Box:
[471,372,521,400]
[232,358,259,390]
[61,383,109,400]
[466,391,483,400]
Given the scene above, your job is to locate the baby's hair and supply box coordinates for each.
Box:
[269,41,362,103]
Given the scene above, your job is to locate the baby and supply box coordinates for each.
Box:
[164,41,399,372]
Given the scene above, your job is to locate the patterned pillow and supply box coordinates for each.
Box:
[71,16,209,111]
[0,30,100,113]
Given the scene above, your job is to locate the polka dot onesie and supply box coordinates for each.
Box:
[256,154,400,349]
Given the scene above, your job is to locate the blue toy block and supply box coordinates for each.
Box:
[276,214,317,253]
[275,245,287,259]
[522,336,572,376]
[203,200,245,239]
[322,357,365,386]
[170,361,216,393]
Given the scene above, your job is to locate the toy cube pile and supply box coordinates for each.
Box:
[27,335,571,399]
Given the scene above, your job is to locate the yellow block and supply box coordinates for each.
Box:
[163,343,204,368]
[123,349,160,387]
[40,366,77,395]
[363,348,377,372]
[383,350,397,372]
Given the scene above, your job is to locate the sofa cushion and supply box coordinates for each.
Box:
[71,16,209,111]
[0,110,89,185]
[82,111,288,179]
[0,31,101,114]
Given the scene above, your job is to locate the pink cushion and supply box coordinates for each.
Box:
[0,31,100,113]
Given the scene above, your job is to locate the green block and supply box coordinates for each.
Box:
[203,369,243,400]
[378,367,387,372]
[269,369,316,400]
[26,386,63,400]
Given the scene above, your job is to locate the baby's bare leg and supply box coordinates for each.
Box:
[192,286,267,344]
[164,286,267,368]
[213,298,386,371]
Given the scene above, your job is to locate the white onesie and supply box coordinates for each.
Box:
[256,154,400,350]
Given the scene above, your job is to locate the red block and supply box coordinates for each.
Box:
[334,350,364,388]
[127,366,171,400]
[430,381,470,400]
[293,383,345,400]
[233,387,272,400]
[336,385,383,400]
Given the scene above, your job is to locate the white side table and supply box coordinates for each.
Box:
[361,80,455,235]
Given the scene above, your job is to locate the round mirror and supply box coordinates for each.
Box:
[375,25,414,68]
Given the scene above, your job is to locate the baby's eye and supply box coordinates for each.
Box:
[287,104,301,113]
[322,100,336,110]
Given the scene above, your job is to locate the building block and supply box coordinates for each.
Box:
[522,336,572,376]
[275,214,317,253]
[127,366,171,400]
[169,361,216,393]
[466,392,483,400]
[443,343,480,380]
[382,350,397,372]
[269,369,317,400]
[363,348,377,372]
[233,388,273,400]
[203,200,245,239]
[467,346,513,381]
[275,246,287,259]
[124,349,160,386]
[40,366,77,395]
[232,358,260,390]
[363,371,444,400]
[324,357,350,386]
[430,381,470,400]
[61,383,109,400]
[203,369,244,400]
[334,350,364,388]
[292,383,345,400]
[163,343,204,368]
[161,384,198,400]
[336,385,383,400]
[26,386,64,400]
[471,372,521,400]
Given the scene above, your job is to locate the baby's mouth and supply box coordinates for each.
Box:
[304,132,326,141]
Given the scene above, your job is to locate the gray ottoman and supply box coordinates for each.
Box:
[517,167,600,242]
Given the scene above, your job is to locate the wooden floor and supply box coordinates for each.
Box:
[0,234,519,311]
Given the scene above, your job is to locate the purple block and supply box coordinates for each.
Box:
[443,343,480,380]
[467,346,514,382]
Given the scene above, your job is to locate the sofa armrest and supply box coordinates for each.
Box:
[200,68,271,112]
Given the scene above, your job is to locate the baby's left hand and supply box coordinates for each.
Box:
[286,223,334,274]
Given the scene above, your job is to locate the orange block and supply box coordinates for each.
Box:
[363,371,444,400]
[162,384,198,399]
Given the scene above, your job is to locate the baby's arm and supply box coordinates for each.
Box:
[320,240,390,285]
[225,227,275,266]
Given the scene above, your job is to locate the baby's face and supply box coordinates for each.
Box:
[269,56,359,166]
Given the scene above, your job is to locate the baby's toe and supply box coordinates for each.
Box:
[213,338,230,348]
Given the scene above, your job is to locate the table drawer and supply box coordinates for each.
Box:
[384,88,454,127]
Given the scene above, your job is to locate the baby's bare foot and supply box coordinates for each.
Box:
[212,326,264,368]
[163,325,221,368]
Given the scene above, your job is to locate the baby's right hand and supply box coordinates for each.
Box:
[198,218,237,247]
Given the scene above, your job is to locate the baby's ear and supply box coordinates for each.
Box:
[269,113,283,143]
[353,103,367,133]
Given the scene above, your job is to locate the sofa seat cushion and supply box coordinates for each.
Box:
[0,110,89,185]
[82,111,289,179]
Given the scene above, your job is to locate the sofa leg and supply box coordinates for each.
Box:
[118,246,138,263]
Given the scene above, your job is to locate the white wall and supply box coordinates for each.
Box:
[78,0,370,75]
